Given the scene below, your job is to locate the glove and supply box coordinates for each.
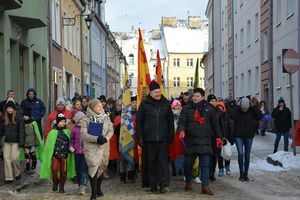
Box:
[179,131,185,139]
[97,137,107,145]
[216,138,222,149]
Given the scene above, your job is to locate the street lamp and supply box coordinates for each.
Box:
[84,14,92,29]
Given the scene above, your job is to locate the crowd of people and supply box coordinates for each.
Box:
[0,83,292,199]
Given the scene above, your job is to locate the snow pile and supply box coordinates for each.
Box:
[252,151,300,172]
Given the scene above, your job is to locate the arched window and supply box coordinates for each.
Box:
[128,54,134,65]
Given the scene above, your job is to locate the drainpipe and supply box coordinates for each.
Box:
[268,0,274,111]
[80,1,86,95]
[48,0,54,112]
[212,0,215,95]
[231,0,235,98]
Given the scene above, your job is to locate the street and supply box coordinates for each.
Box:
[0,133,299,200]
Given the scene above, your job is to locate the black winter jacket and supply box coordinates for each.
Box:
[178,102,221,155]
[0,115,25,147]
[229,106,263,138]
[271,107,291,132]
[136,95,174,146]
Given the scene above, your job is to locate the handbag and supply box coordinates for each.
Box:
[221,138,232,161]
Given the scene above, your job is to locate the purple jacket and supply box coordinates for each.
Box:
[70,125,84,154]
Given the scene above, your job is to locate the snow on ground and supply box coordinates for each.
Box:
[252,151,300,172]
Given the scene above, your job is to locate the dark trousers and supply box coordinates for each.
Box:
[75,154,88,186]
[36,120,43,138]
[184,154,210,187]
[89,174,103,199]
[274,131,289,153]
[24,146,37,170]
[142,142,170,189]
[235,138,253,173]
[52,157,67,185]
[217,148,230,169]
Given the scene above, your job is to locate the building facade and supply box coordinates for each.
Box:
[161,17,208,98]
[0,0,48,104]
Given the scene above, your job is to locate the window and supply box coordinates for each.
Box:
[240,28,244,53]
[286,0,294,17]
[241,73,244,94]
[174,77,180,87]
[187,77,193,87]
[247,20,251,46]
[63,12,68,50]
[69,24,73,54]
[74,26,77,57]
[128,54,134,65]
[234,34,238,56]
[255,66,259,91]
[263,32,268,61]
[276,0,281,24]
[255,13,259,41]
[187,58,193,67]
[52,0,61,45]
[276,56,282,87]
[173,58,180,67]
[77,27,80,58]
[247,70,251,93]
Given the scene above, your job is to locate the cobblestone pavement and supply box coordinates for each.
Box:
[0,133,299,200]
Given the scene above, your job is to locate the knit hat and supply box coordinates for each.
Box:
[131,95,137,102]
[207,94,217,103]
[171,100,181,109]
[149,80,160,91]
[56,97,65,106]
[5,100,16,110]
[240,97,250,109]
[56,113,66,124]
[278,97,285,104]
[73,111,85,123]
[23,108,32,117]
[89,99,101,110]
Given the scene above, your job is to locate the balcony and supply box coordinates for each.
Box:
[0,0,22,10]
[7,0,46,29]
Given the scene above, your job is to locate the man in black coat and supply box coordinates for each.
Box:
[136,81,174,193]
[272,97,292,153]
[178,88,221,195]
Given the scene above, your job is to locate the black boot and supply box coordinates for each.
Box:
[127,170,136,183]
[243,172,249,182]
[89,175,98,200]
[25,163,30,173]
[120,172,126,183]
[52,182,59,191]
[97,176,104,197]
[31,160,37,170]
[239,171,244,182]
[59,184,65,193]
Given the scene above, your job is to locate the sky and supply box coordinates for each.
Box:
[105,0,209,32]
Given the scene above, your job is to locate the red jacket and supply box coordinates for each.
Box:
[44,109,72,141]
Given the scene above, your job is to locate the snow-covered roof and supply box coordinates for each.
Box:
[163,26,208,54]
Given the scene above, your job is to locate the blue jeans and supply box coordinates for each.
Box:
[274,131,289,153]
[184,154,210,187]
[235,138,253,173]
[75,154,88,186]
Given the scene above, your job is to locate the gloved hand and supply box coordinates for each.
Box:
[216,138,222,149]
[179,131,185,139]
[97,137,107,145]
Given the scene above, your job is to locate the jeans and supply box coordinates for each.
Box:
[235,138,253,173]
[274,131,289,153]
[75,154,88,186]
[184,154,210,187]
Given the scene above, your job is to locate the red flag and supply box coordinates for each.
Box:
[156,50,166,96]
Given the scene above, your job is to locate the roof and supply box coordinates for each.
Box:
[163,26,208,54]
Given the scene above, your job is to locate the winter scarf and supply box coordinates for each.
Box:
[192,100,206,124]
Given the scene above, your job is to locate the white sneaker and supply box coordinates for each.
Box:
[183,176,186,181]
[193,177,201,184]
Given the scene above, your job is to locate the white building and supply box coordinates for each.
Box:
[114,30,166,96]
[272,0,299,119]
[233,0,261,99]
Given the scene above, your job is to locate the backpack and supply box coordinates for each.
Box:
[221,138,232,161]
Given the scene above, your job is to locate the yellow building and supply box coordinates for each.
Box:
[161,17,208,98]
[61,0,84,98]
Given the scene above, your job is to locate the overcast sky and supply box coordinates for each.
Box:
[105,0,209,32]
